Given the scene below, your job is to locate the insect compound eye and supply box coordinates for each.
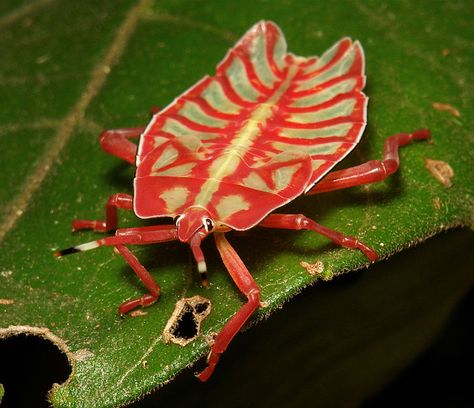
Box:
[203,218,214,232]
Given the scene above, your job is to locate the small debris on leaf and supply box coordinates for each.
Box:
[0,299,14,305]
[130,310,148,318]
[433,197,442,210]
[425,159,454,188]
[259,300,270,308]
[442,48,450,57]
[74,349,95,361]
[204,331,218,347]
[432,102,460,117]
[163,296,212,346]
[300,260,324,276]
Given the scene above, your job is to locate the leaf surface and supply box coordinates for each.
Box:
[0,1,473,407]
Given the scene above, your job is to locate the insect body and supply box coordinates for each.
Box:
[56,21,430,380]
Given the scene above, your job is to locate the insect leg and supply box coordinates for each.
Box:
[114,244,161,315]
[99,127,144,165]
[197,232,260,382]
[72,193,133,232]
[259,214,378,261]
[57,224,177,254]
[114,226,179,314]
[306,129,431,194]
[58,225,178,313]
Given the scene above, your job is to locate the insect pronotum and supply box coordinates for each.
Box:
[56,21,430,380]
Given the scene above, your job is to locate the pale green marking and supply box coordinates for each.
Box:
[268,150,305,163]
[175,134,202,151]
[301,59,319,75]
[151,136,201,173]
[151,145,178,172]
[289,98,356,124]
[160,187,189,213]
[191,102,273,207]
[179,100,229,128]
[201,80,242,114]
[272,141,343,156]
[296,45,355,92]
[307,142,343,155]
[215,194,249,220]
[227,57,261,102]
[209,154,241,176]
[280,123,353,139]
[289,78,357,107]
[153,162,196,177]
[304,39,342,73]
[192,64,300,211]
[152,135,170,148]
[251,32,277,88]
[273,28,287,71]
[195,154,241,206]
[162,118,221,141]
[272,162,303,191]
[242,172,272,192]
[233,103,273,148]
[311,159,327,170]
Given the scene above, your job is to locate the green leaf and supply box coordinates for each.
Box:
[0,0,472,407]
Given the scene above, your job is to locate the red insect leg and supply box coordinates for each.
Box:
[197,232,260,382]
[99,127,144,165]
[56,225,178,314]
[72,193,133,232]
[114,225,178,314]
[307,129,431,194]
[259,213,378,262]
[113,225,178,314]
[115,244,161,315]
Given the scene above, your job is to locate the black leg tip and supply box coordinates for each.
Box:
[54,247,79,257]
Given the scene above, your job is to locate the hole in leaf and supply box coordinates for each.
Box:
[170,304,198,340]
[0,334,71,408]
[163,296,212,346]
[194,301,210,315]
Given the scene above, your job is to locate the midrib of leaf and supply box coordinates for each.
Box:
[0,0,154,244]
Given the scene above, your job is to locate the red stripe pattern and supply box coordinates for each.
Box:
[134,21,367,230]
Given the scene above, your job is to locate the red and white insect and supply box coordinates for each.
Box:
[56,21,430,380]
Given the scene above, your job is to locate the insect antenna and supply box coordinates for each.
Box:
[54,240,102,257]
